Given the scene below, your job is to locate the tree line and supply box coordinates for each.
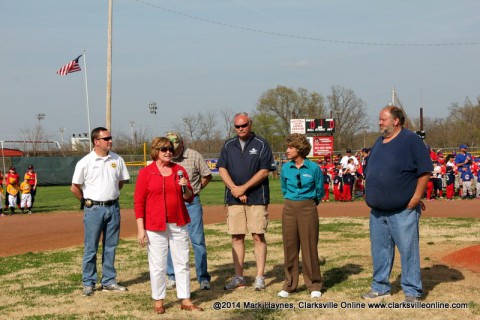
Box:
[159,85,479,156]
[18,85,480,156]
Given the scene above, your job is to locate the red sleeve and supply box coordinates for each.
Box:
[134,168,147,219]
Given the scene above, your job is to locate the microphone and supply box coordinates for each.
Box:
[178,171,186,194]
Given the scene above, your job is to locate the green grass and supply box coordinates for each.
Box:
[33,175,285,212]
[1,218,479,319]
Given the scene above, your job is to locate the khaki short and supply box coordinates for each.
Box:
[227,204,268,235]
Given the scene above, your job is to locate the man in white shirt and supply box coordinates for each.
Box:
[71,127,130,297]
[340,149,359,199]
[340,148,359,169]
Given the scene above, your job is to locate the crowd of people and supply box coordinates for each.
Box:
[68,108,445,315]
[2,106,465,313]
[425,144,480,200]
[0,165,38,216]
[302,143,480,203]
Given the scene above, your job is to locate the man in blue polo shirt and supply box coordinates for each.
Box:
[217,112,276,291]
[363,106,432,304]
[455,144,472,172]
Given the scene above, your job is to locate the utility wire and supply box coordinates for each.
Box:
[133,0,480,47]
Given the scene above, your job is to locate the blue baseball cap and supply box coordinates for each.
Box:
[459,144,467,149]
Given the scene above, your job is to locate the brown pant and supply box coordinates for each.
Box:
[282,199,322,292]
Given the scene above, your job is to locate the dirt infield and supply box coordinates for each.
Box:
[0,199,479,271]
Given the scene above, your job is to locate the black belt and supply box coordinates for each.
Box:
[85,198,118,207]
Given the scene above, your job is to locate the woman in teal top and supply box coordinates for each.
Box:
[278,133,324,299]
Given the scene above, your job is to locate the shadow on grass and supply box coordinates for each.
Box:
[121,271,150,288]
[187,260,364,303]
[322,263,363,293]
[391,264,464,298]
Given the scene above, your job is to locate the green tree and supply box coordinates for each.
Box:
[255,85,326,140]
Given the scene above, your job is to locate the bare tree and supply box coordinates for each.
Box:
[327,85,369,149]
[199,110,218,153]
[173,111,223,152]
[175,113,204,149]
[19,124,51,155]
[219,107,235,138]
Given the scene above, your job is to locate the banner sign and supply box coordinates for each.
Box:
[290,119,306,134]
[205,158,219,173]
[307,136,334,157]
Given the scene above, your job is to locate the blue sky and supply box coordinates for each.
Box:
[1,0,479,142]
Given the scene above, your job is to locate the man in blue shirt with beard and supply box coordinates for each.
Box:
[363,106,432,304]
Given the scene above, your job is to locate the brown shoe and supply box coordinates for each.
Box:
[180,304,204,311]
[154,305,166,314]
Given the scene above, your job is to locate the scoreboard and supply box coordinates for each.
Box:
[305,118,335,133]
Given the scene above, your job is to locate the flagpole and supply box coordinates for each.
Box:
[83,50,93,151]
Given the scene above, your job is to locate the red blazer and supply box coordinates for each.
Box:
[134,162,193,231]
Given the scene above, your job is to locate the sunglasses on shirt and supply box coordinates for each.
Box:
[296,174,302,188]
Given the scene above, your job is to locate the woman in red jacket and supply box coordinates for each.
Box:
[134,137,203,314]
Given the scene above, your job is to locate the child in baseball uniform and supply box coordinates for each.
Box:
[19,177,32,214]
[445,166,455,200]
[460,166,473,199]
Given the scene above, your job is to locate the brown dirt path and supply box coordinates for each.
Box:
[1,199,478,258]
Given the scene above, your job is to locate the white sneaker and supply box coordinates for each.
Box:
[277,290,289,298]
[311,291,322,298]
[254,276,266,291]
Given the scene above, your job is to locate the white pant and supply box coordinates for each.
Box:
[147,224,190,300]
[8,194,17,208]
[21,194,32,208]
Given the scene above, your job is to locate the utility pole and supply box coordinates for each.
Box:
[106,0,113,130]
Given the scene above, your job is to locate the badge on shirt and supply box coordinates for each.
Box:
[111,163,117,168]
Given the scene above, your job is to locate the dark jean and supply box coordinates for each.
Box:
[167,195,210,283]
[82,202,121,287]
[369,206,422,297]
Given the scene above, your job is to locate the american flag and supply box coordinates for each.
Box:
[56,55,82,76]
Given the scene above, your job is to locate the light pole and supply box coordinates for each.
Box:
[59,127,66,144]
[36,113,45,123]
[148,101,157,138]
[34,113,45,152]
[129,121,136,149]
[359,126,369,148]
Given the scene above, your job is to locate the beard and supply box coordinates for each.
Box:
[380,124,395,137]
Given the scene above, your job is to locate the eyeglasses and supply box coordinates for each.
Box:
[234,122,250,129]
[97,136,113,141]
[158,147,174,153]
[296,174,302,188]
